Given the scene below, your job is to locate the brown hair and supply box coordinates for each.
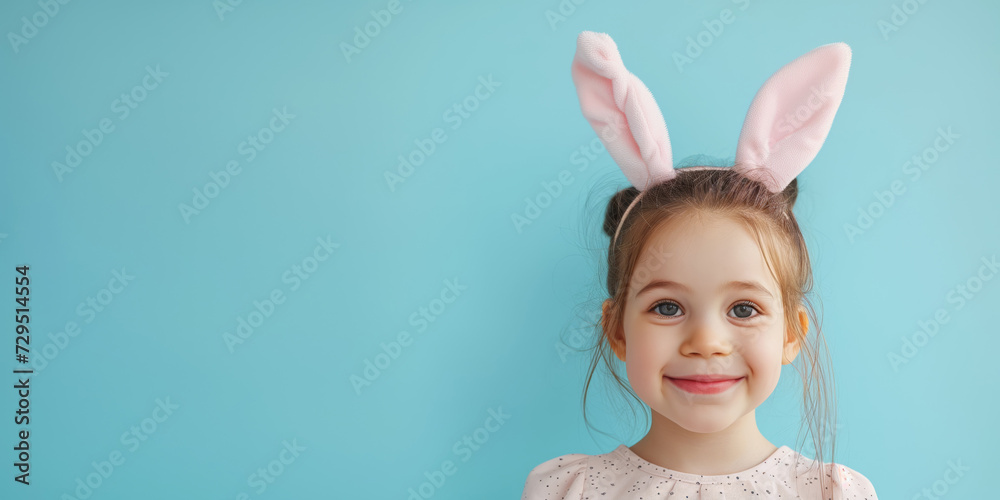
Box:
[571,161,837,494]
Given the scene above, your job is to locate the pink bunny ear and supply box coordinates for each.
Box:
[733,42,852,192]
[571,31,674,190]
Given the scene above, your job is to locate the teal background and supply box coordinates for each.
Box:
[1,0,997,498]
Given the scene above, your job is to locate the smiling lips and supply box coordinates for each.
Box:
[666,375,745,395]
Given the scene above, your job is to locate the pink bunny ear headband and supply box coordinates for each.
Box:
[570,31,852,245]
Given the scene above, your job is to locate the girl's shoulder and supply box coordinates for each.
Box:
[520,449,593,500]
[804,459,879,500]
[783,448,879,499]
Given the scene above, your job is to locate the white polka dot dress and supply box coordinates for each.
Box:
[520,444,877,499]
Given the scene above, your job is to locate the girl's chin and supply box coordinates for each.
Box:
[649,406,744,431]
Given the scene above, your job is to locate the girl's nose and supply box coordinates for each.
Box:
[679,314,734,358]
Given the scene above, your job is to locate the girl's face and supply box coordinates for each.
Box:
[612,212,800,434]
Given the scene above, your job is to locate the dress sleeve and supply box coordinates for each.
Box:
[832,463,878,500]
[520,452,589,500]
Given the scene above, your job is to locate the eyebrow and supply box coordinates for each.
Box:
[634,280,774,299]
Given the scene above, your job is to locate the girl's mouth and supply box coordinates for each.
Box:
[665,376,744,395]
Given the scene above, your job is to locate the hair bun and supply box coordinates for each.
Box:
[603,187,641,238]
[782,177,799,207]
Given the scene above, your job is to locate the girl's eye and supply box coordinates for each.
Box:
[651,301,681,317]
[729,301,761,319]
[649,300,762,319]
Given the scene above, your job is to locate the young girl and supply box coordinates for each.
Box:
[521,31,878,499]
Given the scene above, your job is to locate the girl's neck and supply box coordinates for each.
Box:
[629,409,778,476]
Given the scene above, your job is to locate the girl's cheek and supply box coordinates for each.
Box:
[631,328,675,356]
[730,324,775,350]
[739,333,785,373]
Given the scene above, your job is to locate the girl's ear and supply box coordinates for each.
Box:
[782,305,808,364]
[602,299,626,362]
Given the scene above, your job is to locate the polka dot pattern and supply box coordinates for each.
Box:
[521,445,878,499]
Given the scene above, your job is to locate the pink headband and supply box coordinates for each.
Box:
[570,31,852,245]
